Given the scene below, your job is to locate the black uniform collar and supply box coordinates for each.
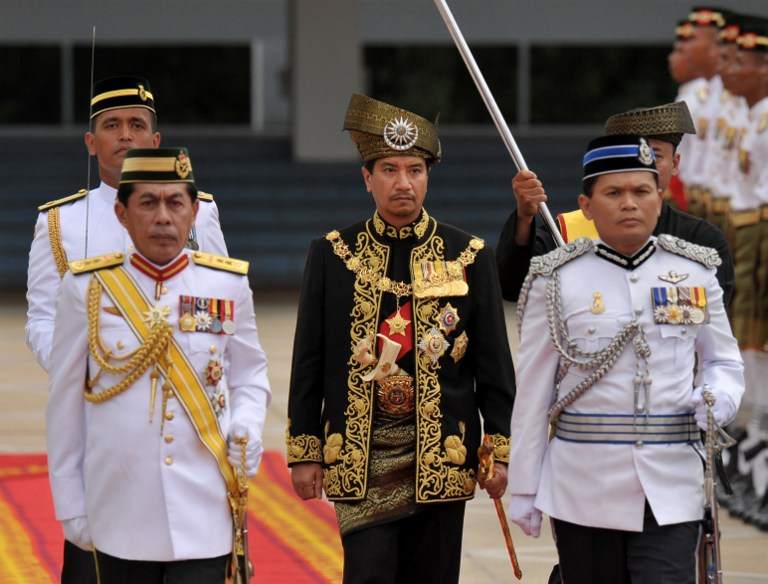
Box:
[372,209,431,241]
[595,238,656,270]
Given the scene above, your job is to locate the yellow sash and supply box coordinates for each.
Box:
[556,210,599,243]
[94,266,237,495]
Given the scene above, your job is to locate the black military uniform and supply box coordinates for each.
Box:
[287,94,515,584]
[497,102,734,305]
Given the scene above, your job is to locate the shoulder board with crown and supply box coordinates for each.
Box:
[197,191,214,202]
[69,252,125,275]
[657,234,721,269]
[758,112,768,134]
[529,237,594,277]
[191,251,248,275]
[38,189,88,212]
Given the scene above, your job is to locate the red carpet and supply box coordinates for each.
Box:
[0,452,343,583]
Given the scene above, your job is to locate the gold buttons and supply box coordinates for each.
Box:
[160,286,169,295]
[116,341,125,350]
[164,435,174,444]
[210,344,217,354]
[165,456,173,465]
[164,411,174,421]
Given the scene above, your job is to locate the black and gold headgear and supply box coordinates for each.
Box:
[343,94,441,163]
[91,75,156,120]
[604,102,696,147]
[119,148,194,185]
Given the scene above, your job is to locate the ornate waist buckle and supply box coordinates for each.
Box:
[376,374,415,415]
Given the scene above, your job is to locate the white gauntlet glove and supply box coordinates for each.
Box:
[507,494,542,537]
[692,386,737,430]
[62,516,93,551]
[228,422,263,477]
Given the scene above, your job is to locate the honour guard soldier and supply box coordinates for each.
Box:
[27,75,227,372]
[45,148,270,582]
[497,101,734,305]
[724,17,768,529]
[507,135,744,583]
[286,94,515,584]
[27,77,228,582]
[671,7,728,217]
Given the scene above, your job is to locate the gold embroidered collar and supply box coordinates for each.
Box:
[372,209,430,240]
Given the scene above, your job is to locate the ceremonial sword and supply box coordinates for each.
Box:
[84,26,96,258]
[432,0,566,248]
[478,435,523,580]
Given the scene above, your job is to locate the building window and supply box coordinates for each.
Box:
[0,45,61,124]
[73,45,251,124]
[364,45,518,125]
[530,45,676,124]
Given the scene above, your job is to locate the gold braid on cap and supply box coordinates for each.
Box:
[85,277,173,403]
[604,102,696,137]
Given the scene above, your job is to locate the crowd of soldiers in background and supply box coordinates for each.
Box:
[668,7,768,531]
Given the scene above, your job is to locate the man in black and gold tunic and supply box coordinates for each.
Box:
[286,94,516,584]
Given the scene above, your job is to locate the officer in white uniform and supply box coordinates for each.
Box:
[27,75,227,372]
[507,135,744,583]
[46,148,269,583]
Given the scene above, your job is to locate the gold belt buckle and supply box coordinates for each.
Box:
[376,374,415,415]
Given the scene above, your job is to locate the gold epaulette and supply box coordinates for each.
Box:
[191,251,248,275]
[197,191,214,202]
[38,189,88,212]
[69,252,125,275]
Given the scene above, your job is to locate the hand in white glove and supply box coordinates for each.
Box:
[62,516,93,551]
[692,386,737,430]
[507,494,542,537]
[228,423,263,477]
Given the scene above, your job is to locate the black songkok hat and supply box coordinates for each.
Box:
[582,135,658,182]
[688,7,728,28]
[604,102,696,147]
[91,75,156,119]
[738,17,768,52]
[119,148,194,185]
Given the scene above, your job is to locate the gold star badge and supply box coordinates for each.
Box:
[385,310,411,336]
[143,304,171,328]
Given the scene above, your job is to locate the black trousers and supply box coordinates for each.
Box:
[341,502,466,584]
[552,503,700,584]
[93,550,229,584]
[61,540,98,584]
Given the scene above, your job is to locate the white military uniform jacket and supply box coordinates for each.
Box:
[676,77,711,187]
[26,181,227,371]
[509,236,743,531]
[705,91,748,202]
[46,250,270,561]
[737,96,768,211]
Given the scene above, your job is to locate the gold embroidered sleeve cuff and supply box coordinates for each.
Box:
[489,434,510,464]
[286,433,323,464]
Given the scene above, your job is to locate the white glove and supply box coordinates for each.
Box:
[692,386,737,430]
[228,423,263,477]
[62,516,93,551]
[507,494,542,537]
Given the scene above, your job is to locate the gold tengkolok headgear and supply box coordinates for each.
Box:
[604,102,696,147]
[119,148,195,184]
[343,93,442,163]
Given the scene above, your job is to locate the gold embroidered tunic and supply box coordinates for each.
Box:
[287,210,515,522]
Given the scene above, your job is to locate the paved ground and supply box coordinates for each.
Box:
[3,297,767,582]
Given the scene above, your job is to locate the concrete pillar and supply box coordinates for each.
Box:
[291,0,361,161]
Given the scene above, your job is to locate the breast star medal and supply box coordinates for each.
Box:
[385,310,411,336]
[204,359,226,415]
[437,303,460,334]
[418,327,449,365]
[590,292,605,315]
[143,304,171,328]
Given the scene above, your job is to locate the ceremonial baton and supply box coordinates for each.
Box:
[432,0,565,248]
[84,26,96,258]
[478,435,523,580]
